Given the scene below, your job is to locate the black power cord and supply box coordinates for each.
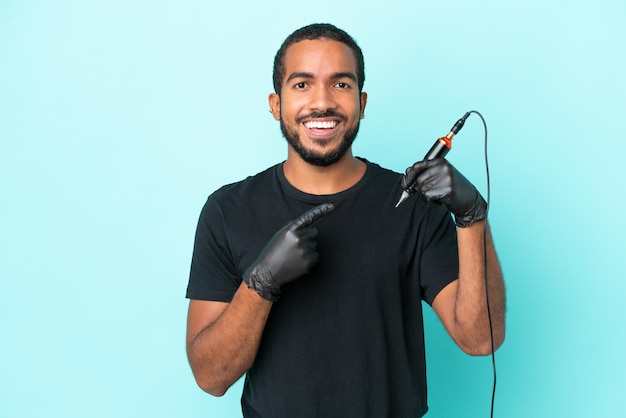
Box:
[434,110,497,417]
[468,110,496,418]
[398,110,497,416]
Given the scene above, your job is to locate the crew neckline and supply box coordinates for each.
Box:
[276,157,371,204]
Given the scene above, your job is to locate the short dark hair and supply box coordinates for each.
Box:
[272,23,365,95]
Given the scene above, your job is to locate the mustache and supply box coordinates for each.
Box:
[296,110,346,123]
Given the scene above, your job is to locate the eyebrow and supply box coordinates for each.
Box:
[286,71,358,83]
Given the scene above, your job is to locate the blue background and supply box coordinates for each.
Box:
[1,0,624,416]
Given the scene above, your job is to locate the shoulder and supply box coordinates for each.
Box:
[360,158,402,185]
[206,164,279,208]
[360,158,400,176]
[357,158,405,198]
[196,164,285,234]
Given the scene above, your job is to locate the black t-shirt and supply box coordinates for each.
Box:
[187,159,459,417]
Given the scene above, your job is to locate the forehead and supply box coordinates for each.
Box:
[282,38,358,79]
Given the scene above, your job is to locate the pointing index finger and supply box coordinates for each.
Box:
[291,203,335,229]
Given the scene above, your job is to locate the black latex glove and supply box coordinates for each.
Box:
[401,158,487,227]
[243,203,335,301]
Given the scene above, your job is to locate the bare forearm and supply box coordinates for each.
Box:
[454,221,506,354]
[187,282,272,396]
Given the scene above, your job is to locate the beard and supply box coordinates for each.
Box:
[280,113,360,167]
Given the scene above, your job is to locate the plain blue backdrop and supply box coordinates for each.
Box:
[1,0,624,416]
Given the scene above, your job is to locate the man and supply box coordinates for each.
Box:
[186,23,505,417]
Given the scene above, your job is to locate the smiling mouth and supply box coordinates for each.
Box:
[304,120,339,129]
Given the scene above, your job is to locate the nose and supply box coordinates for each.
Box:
[309,85,336,113]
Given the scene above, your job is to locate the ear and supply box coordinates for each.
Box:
[359,92,368,119]
[268,93,281,120]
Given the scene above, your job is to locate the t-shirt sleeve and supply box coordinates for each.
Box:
[419,205,459,306]
[186,197,241,302]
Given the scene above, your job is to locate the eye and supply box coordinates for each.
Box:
[335,82,350,89]
[294,82,308,89]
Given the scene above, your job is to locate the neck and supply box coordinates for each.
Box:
[283,150,366,195]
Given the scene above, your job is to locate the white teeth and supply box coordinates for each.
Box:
[305,120,337,129]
